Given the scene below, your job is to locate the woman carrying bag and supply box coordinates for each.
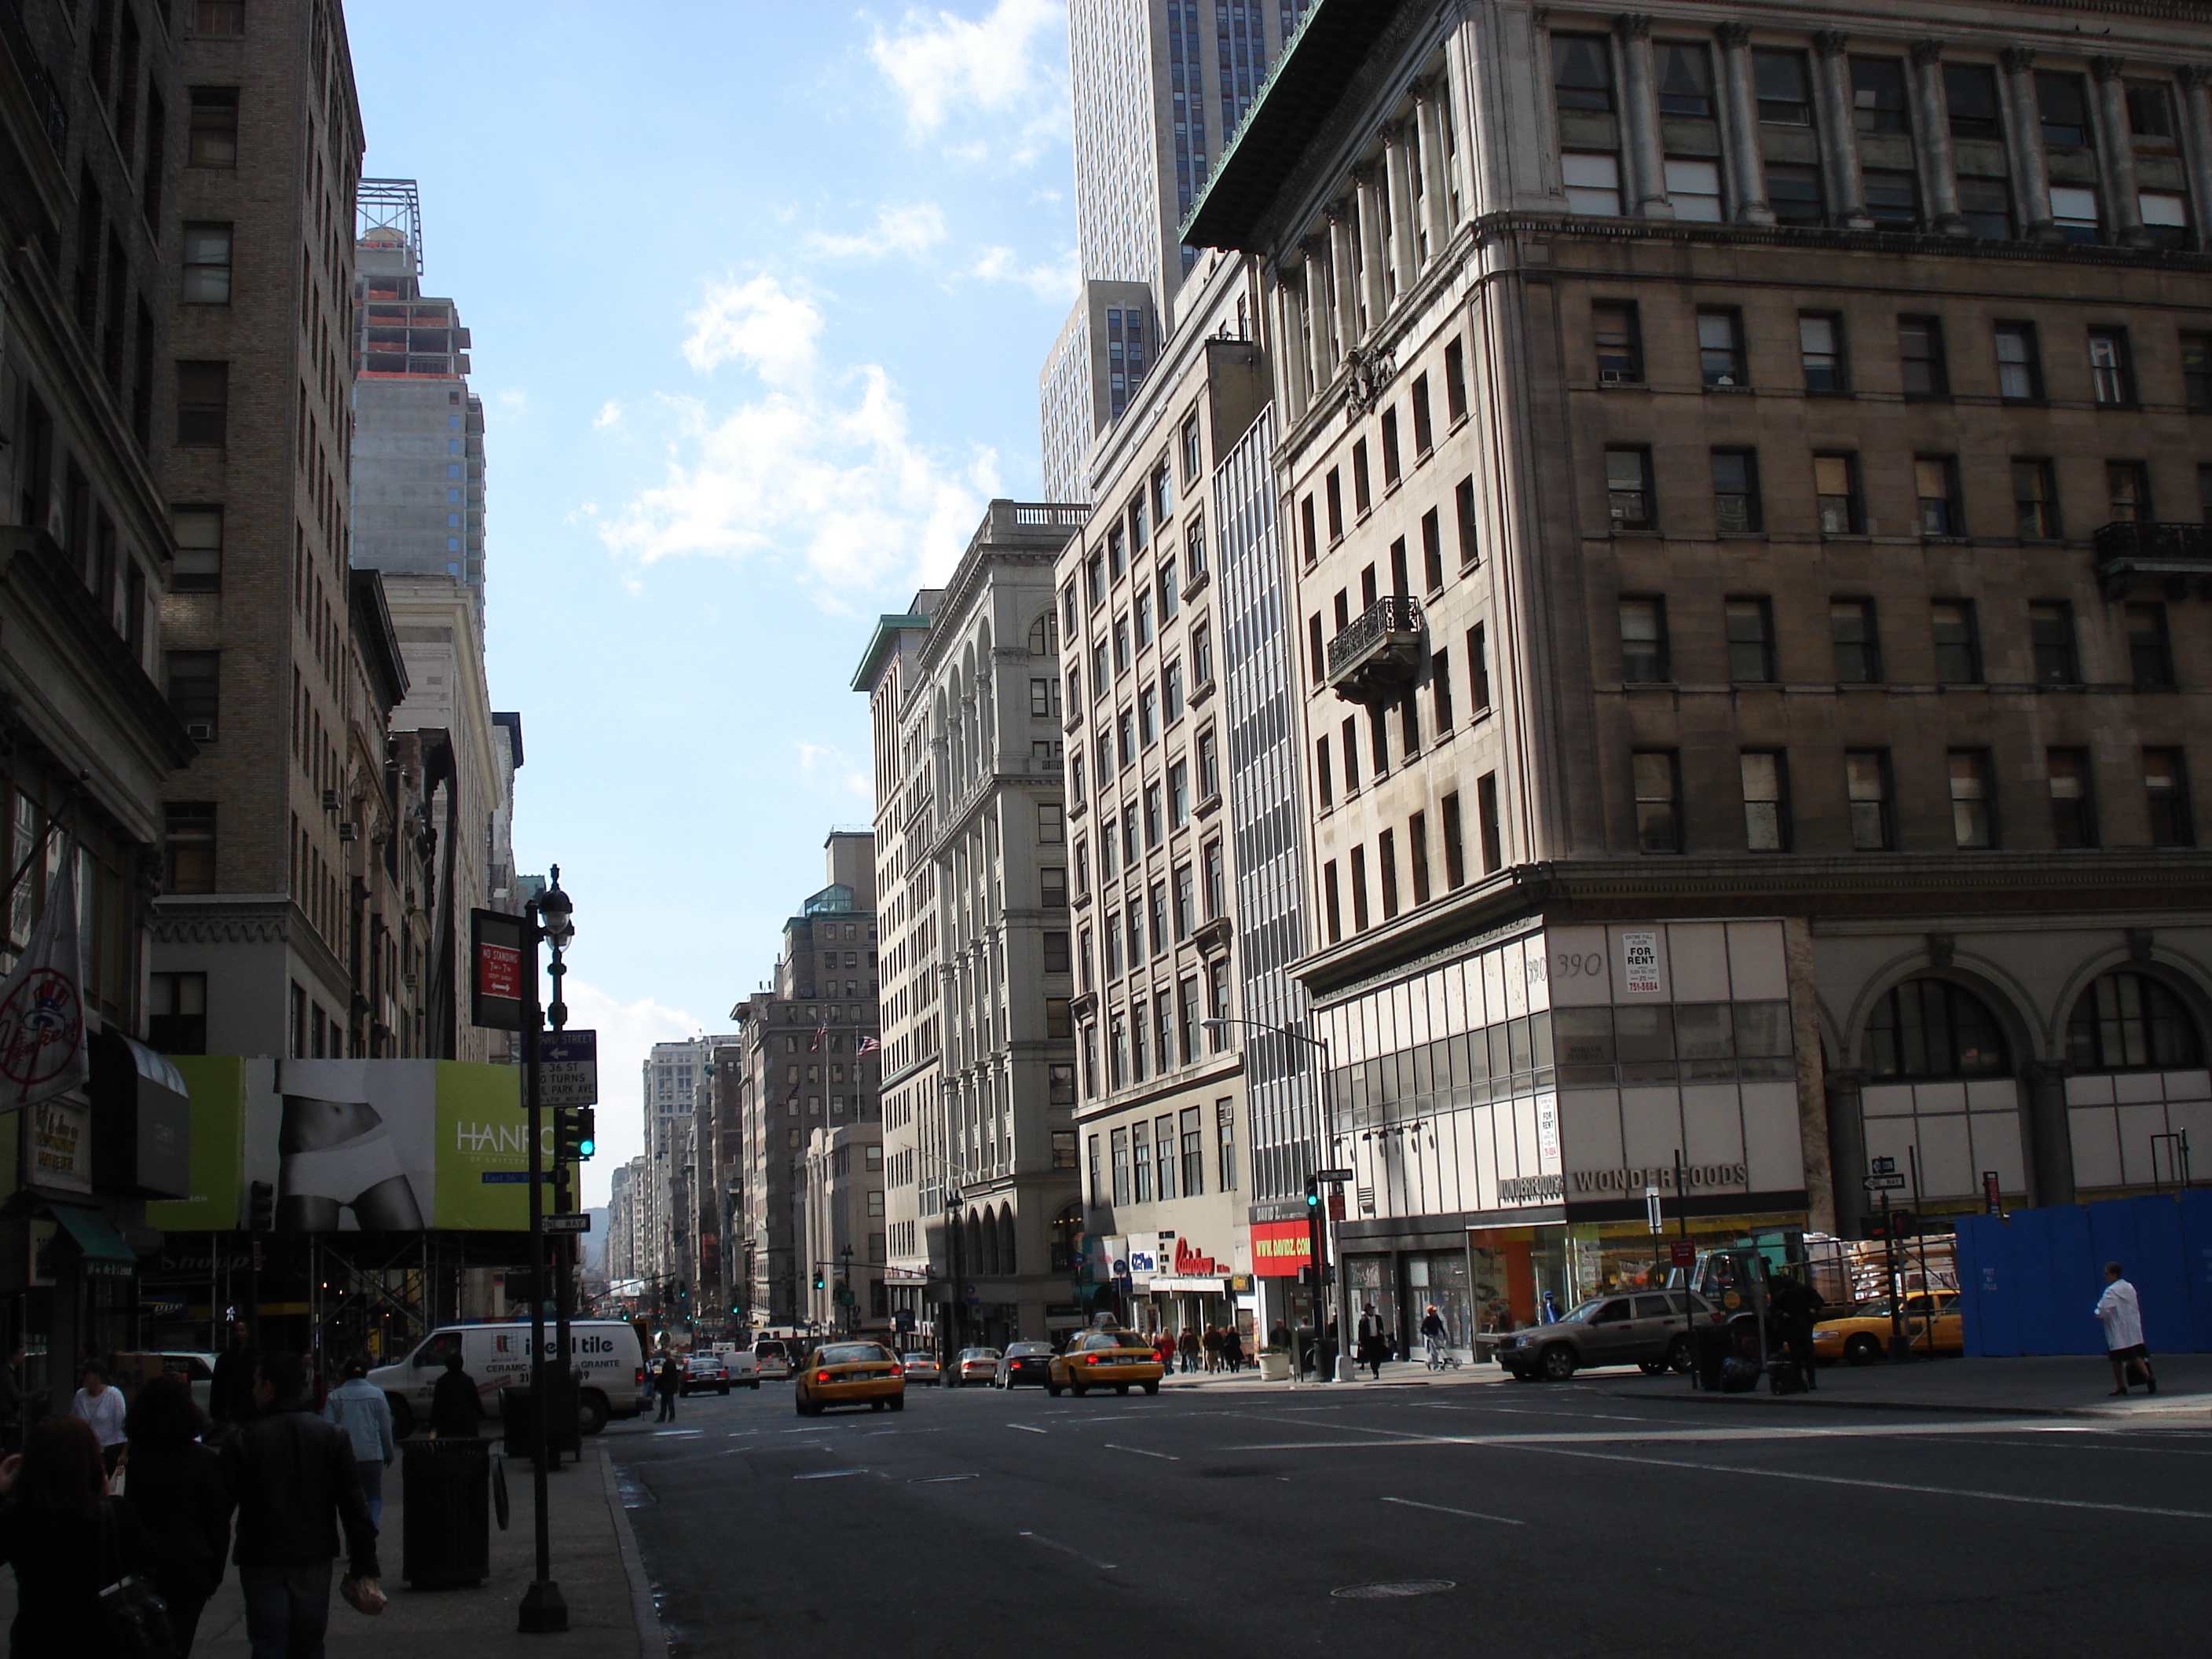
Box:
[123,1374,234,1657]
[0,1414,165,1658]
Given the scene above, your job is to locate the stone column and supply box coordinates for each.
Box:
[2001,47,2060,240]
[2022,1062,2076,1210]
[2091,57,2149,245]
[1327,203,1360,364]
[1715,23,1774,223]
[1910,40,1968,234]
[1383,123,1420,296]
[1811,31,1872,228]
[1822,1070,1869,1236]
[1302,236,1335,388]
[1414,80,1452,258]
[1353,164,1389,333]
[2179,66,2212,248]
[1613,14,1671,217]
[1274,269,1309,421]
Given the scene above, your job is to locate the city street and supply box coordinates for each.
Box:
[608,1370,2211,1655]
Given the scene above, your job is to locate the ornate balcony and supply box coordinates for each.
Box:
[1324,595,1424,705]
[2094,521,2212,600]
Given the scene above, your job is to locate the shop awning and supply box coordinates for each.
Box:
[47,1203,138,1276]
[1148,1276,1228,1292]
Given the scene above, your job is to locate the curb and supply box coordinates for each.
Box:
[599,1442,664,1657]
[1602,1386,2209,1422]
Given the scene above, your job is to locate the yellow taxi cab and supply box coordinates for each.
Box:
[1813,1291,1963,1365]
[1046,1329,1165,1397]
[795,1341,906,1415]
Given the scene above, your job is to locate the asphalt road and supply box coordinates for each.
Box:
[607,1369,2211,1657]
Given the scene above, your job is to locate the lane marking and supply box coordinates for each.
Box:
[1381,1496,1525,1526]
[1104,1442,1181,1460]
[911,1474,980,1483]
[1020,1529,1116,1570]
[1008,1423,1048,1434]
[793,1468,867,1480]
[655,1429,703,1437]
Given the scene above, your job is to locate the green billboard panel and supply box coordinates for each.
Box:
[145,1055,248,1232]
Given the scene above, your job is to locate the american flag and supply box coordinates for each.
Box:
[856,1035,881,1056]
[809,1012,830,1052]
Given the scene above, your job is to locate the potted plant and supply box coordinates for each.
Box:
[1257,1346,1291,1382]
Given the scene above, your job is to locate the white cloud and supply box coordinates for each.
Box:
[970,243,1078,302]
[601,276,999,599]
[806,202,946,262]
[497,388,529,412]
[794,741,873,801]
[595,400,623,428]
[560,977,708,1203]
[869,0,1068,163]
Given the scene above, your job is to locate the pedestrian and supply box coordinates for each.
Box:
[1767,1273,1824,1391]
[430,1350,482,1439]
[1320,1317,1339,1380]
[222,1350,380,1659]
[1541,1288,1560,1323]
[211,1321,259,1439]
[1177,1327,1199,1374]
[1356,1304,1387,1380]
[0,1346,24,1458]
[2095,1262,2157,1397]
[0,1414,159,1659]
[1201,1325,1221,1373]
[69,1361,128,1475]
[320,1358,396,1527]
[1220,1324,1244,1373]
[655,1354,683,1423]
[1419,1305,1448,1371]
[1154,1329,1174,1373]
[123,1372,234,1657]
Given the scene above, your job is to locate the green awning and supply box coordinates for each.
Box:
[47,1203,137,1276]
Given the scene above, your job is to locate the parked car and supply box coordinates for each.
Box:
[898,1352,941,1382]
[993,1341,1056,1388]
[370,1319,651,1437]
[682,1352,731,1396]
[1046,1331,1164,1397]
[1815,1291,1963,1365]
[951,1347,1002,1386]
[753,1339,797,1379]
[1496,1291,1719,1381]
[795,1342,905,1416]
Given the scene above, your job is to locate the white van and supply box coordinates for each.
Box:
[369,1320,650,1438]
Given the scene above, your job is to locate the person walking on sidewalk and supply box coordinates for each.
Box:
[0,1346,25,1457]
[1419,1306,1448,1371]
[222,1350,379,1659]
[211,1322,259,1441]
[69,1362,128,1475]
[655,1354,683,1423]
[1767,1273,1825,1391]
[2095,1262,2157,1397]
[1177,1328,1200,1374]
[321,1359,395,1526]
[123,1372,234,1658]
[0,1415,159,1659]
[431,1350,483,1438]
[1356,1305,1388,1380]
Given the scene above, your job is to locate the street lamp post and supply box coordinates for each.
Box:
[519,869,573,1635]
[1201,1016,1355,1383]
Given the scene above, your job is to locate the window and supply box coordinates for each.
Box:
[1445,337,1468,423]
[1957,176,2013,240]
[1197,726,1218,800]
[2037,71,2093,146]
[1553,34,1613,111]
[1323,860,1342,940]
[1133,588,1153,649]
[1467,623,1492,712]
[2012,459,2059,538]
[1633,752,1681,852]
[1430,648,1454,730]
[1697,310,1745,387]
[195,2,245,34]
[1132,1124,1152,1198]
[163,802,215,892]
[2108,461,2151,525]
[1031,610,1059,654]
[1754,49,1811,124]
[1315,737,1332,807]
[1350,844,1370,929]
[1478,774,1503,873]
[1206,959,1230,1038]
[1162,658,1184,724]
[1378,827,1399,918]
[1171,861,1193,939]
[1105,912,1123,977]
[1115,709,1134,767]
[181,223,232,303]
[1456,476,1479,566]
[1203,838,1225,915]
[1606,448,1652,530]
[2144,749,2192,846]
[1945,63,2001,139]
[1710,450,1760,533]
[1619,598,1668,683]
[1408,809,1431,903]
[175,361,228,445]
[2048,749,2096,848]
[1846,751,1892,850]
[1180,412,1202,483]
[1138,684,1158,745]
[1899,317,1947,396]
[1656,41,1713,117]
[1866,980,2009,1078]
[2050,184,2102,242]
[1987,327,2039,407]
[2139,190,2189,249]
[1190,621,1212,688]
[187,87,237,167]
[2181,333,2212,412]
[1178,1106,1203,1197]
[1041,866,1068,908]
[167,650,219,738]
[1932,602,1981,685]
[1216,1100,1237,1191]
[1038,802,1064,844]
[2069,972,2201,1071]
[1799,314,1843,391]
[1950,750,1996,848]
[1741,753,1788,851]
[1814,453,1859,533]
[2087,328,2133,405]
[2030,601,2078,684]
[1851,57,1910,133]
[1149,883,1168,954]
[1665,158,1723,221]
[1863,167,1917,226]
[1111,1126,1130,1200]
[1380,408,1402,487]
[1831,599,1880,683]
[1185,510,1205,579]
[1766,164,1824,226]
[1725,598,1774,683]
[1594,302,1643,383]
[2125,602,2172,687]
[1046,997,1074,1038]
[1352,440,1372,515]
[1030,676,1060,718]
[1177,978,1199,1062]
[1143,784,1162,848]
[1441,793,1466,889]
[1158,561,1180,629]
[1168,760,1190,828]
[1325,469,1343,540]
[1562,152,1623,215]
[171,505,222,591]
[1914,457,1960,537]
[148,972,207,1055]
[1086,552,1106,608]
[1108,527,1126,580]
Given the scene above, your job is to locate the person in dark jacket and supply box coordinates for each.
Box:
[210,1322,259,1434]
[1767,1275,1825,1391]
[222,1351,379,1659]
[1356,1304,1388,1380]
[654,1355,683,1423]
[430,1350,482,1439]
[0,1414,158,1659]
[0,1346,24,1457]
[123,1372,234,1657]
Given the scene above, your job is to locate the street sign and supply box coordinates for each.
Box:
[543,1213,591,1234]
[1326,1190,1346,1221]
[1870,1156,1897,1175]
[1313,1167,1355,1184]
[540,1030,599,1107]
[1669,1240,1697,1269]
[1983,1170,2002,1214]
[470,909,526,1031]
[1863,1173,1907,1191]
[1644,1185,1663,1234]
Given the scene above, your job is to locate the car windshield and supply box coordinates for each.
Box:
[687,1356,718,1367]
[819,1343,892,1364]
[1558,1299,1610,1324]
[755,1342,785,1357]
[1007,1342,1052,1355]
[960,1349,1000,1360]
[901,1353,932,1364]
[1079,1332,1147,1351]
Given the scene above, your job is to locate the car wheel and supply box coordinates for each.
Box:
[1845,1333,1881,1366]
[1115,1384,1129,1396]
[387,1395,416,1441]
[578,1391,610,1437]
[1046,1382,1063,1397]
[1507,1368,1537,1382]
[1071,1384,1088,1397]
[1666,1336,1694,1375]
[888,1394,905,1412]
[1539,1344,1577,1382]
[1142,1380,1159,1395]
[870,1399,886,1412]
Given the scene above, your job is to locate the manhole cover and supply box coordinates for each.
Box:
[1332,1580,1456,1601]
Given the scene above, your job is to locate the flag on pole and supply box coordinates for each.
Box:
[0,849,87,1110]
[809,1012,829,1052]
[856,1035,881,1057]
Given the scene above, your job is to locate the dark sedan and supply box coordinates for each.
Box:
[993,1340,1057,1388]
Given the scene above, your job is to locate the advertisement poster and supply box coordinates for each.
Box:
[144,1056,249,1232]
[25,1098,90,1193]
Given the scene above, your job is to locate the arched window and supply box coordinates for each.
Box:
[2067,972,2202,1071]
[1865,979,2009,1079]
[998,1207,1017,1277]
[1029,611,1058,655]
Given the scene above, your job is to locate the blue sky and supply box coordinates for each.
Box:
[348,2,1077,1203]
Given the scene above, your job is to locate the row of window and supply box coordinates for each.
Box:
[1074,565,1214,696]
[1313,624,1492,801]
[1619,594,2185,690]
[1095,965,1234,1094]
[1090,1101,1240,1209]
[1319,779,1503,947]
[1630,744,2194,855]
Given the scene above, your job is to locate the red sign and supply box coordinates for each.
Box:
[1669,1240,1697,1269]
[1251,1220,1313,1278]
[477,940,522,1001]
[1172,1237,1225,1276]
[1327,1190,1346,1222]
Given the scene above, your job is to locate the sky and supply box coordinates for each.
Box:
[346,2,1081,1205]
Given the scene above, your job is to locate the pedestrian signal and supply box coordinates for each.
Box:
[247,1180,275,1232]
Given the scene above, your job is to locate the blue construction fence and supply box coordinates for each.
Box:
[1956,1189,2212,1356]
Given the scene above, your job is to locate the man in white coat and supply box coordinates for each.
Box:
[2093,1262,2155,1397]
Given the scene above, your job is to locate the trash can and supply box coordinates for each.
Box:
[401,1437,490,1589]
[498,1375,580,1462]
[1691,1323,1730,1393]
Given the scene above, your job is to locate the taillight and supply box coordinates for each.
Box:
[816,1371,832,1383]
[635,1368,646,1384]
[1086,1354,1104,1365]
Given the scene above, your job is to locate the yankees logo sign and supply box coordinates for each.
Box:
[0,851,87,1110]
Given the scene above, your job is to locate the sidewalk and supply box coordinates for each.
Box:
[0,1438,659,1659]
[1606,1352,2212,1420]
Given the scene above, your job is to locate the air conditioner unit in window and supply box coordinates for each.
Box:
[185,721,214,742]
[321,789,340,811]
[338,822,360,842]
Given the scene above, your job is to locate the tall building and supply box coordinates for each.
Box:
[1186,0,2212,1350]
[639,1035,733,1305]
[606,1160,637,1284]
[1039,280,1152,504]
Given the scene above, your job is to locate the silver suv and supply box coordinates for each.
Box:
[1496,1291,1718,1381]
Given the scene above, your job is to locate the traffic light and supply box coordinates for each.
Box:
[813,1269,826,1291]
[247,1181,275,1232]
[1305,1176,1321,1210]
[554,1107,595,1162]
[575,1108,596,1160]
